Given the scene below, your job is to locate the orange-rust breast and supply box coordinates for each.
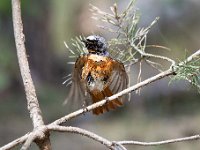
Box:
[81,54,114,92]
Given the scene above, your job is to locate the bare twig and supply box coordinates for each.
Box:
[51,69,174,125]
[145,59,163,72]
[2,130,200,150]
[112,142,127,150]
[21,126,49,150]
[136,61,142,94]
[48,125,115,150]
[0,133,30,150]
[178,50,200,66]
[116,134,200,146]
[11,0,51,149]
[20,133,37,150]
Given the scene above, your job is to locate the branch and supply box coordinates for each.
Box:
[0,133,30,150]
[11,0,51,149]
[12,0,43,131]
[20,126,49,150]
[48,125,116,150]
[20,133,38,150]
[51,69,173,125]
[116,134,200,146]
[178,50,200,66]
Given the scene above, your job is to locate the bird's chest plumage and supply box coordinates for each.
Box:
[81,54,114,92]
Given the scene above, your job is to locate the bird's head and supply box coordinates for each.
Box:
[82,35,108,56]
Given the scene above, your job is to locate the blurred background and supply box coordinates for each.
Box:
[0,0,200,149]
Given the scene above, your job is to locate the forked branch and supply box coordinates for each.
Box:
[1,0,199,149]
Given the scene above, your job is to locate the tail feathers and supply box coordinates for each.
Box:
[90,87,123,115]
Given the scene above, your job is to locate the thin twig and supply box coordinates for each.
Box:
[112,142,127,150]
[131,42,175,67]
[117,134,200,146]
[145,59,163,72]
[136,61,142,94]
[0,133,30,150]
[50,69,173,125]
[178,50,200,66]
[48,125,115,150]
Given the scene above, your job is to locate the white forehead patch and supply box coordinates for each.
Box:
[88,54,107,62]
[86,35,96,41]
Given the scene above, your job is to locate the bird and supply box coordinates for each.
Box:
[65,35,128,115]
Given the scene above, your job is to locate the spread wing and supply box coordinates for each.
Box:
[63,55,91,110]
[108,59,128,102]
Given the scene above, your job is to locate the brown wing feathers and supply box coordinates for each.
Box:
[90,86,123,115]
[65,55,128,115]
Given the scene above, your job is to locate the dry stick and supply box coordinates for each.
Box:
[48,125,116,150]
[2,129,200,149]
[117,135,200,146]
[21,133,38,150]
[1,50,200,150]
[0,133,30,150]
[179,50,200,65]
[48,125,128,150]
[112,142,127,150]
[12,0,43,133]
[11,0,51,149]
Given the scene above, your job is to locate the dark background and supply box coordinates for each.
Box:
[0,0,200,149]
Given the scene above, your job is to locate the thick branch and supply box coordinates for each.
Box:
[12,0,43,129]
[11,0,51,149]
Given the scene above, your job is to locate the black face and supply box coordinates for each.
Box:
[83,35,107,55]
